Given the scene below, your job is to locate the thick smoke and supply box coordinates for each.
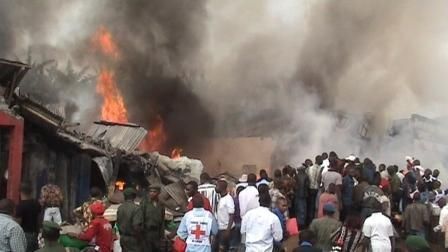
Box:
[198,0,448,167]
[3,0,448,169]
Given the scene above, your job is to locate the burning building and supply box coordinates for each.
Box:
[0,58,205,219]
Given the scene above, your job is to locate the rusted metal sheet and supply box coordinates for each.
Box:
[86,121,147,152]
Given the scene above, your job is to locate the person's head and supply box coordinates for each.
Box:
[90,201,105,217]
[321,152,328,160]
[433,180,442,190]
[288,168,297,178]
[438,197,447,208]
[247,173,257,186]
[123,187,137,201]
[149,185,161,200]
[236,185,245,196]
[258,183,270,195]
[215,180,228,195]
[259,169,268,179]
[20,182,32,199]
[41,221,61,242]
[348,165,357,178]
[304,159,313,168]
[276,197,288,214]
[315,155,323,165]
[413,192,421,202]
[282,166,290,176]
[0,199,14,216]
[185,181,198,197]
[327,183,336,194]
[192,193,204,209]
[90,187,103,199]
[259,192,272,208]
[372,172,381,186]
[413,160,421,166]
[200,172,211,184]
[299,229,316,245]
[387,165,397,176]
[329,151,338,160]
[379,164,386,172]
[323,203,336,217]
[433,169,440,178]
[274,169,282,179]
[424,169,432,178]
[345,214,362,230]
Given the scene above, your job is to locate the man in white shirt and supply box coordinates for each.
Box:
[238,174,259,218]
[241,193,283,252]
[362,202,395,252]
[214,180,235,252]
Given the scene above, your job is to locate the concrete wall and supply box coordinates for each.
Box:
[197,137,276,177]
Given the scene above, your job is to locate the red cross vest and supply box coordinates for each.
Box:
[186,210,214,246]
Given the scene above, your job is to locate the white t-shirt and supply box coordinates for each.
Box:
[239,186,259,218]
[217,194,235,230]
[362,212,394,252]
[241,206,283,252]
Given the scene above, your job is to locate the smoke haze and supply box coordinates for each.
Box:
[2,0,448,168]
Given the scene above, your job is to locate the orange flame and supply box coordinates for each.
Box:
[140,115,167,152]
[171,148,183,159]
[96,69,128,123]
[92,26,119,59]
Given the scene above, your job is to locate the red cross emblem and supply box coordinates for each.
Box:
[191,224,206,239]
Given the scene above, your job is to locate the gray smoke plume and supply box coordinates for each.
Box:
[3,0,448,169]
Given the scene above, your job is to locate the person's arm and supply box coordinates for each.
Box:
[240,214,247,235]
[239,193,247,218]
[211,215,219,236]
[361,221,372,252]
[272,216,283,242]
[226,198,235,235]
[9,226,27,252]
[390,236,395,252]
[77,222,98,241]
[132,206,144,235]
[160,205,166,238]
[177,215,188,240]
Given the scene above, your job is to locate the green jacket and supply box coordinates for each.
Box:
[141,197,165,238]
[117,201,143,236]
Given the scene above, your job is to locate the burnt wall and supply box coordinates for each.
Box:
[21,122,97,220]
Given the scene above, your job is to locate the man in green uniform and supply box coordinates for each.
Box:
[142,184,165,252]
[117,188,143,252]
[36,221,79,252]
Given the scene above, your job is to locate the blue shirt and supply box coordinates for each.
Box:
[273,208,286,241]
[342,176,355,206]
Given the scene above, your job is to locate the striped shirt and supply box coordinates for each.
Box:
[198,183,219,215]
[0,213,27,252]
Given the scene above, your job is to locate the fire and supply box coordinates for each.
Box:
[140,115,167,152]
[92,26,128,123]
[92,26,119,59]
[171,147,183,159]
[96,69,128,123]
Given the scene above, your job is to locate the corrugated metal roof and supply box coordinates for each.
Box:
[86,121,147,152]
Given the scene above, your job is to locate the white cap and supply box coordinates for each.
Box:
[345,155,356,162]
[239,174,248,183]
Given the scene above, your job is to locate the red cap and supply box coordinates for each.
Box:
[90,201,105,215]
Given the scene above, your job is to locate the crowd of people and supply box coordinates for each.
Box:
[176,152,448,252]
[0,151,447,252]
